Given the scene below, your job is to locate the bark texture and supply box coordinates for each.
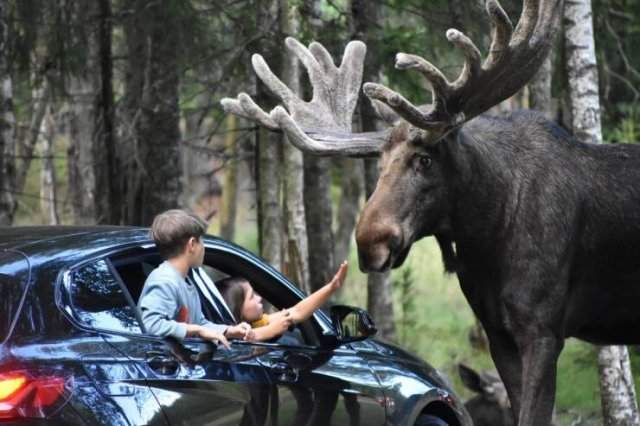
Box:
[0,1,15,225]
[281,4,309,289]
[334,157,363,264]
[564,0,603,144]
[256,0,283,269]
[38,107,59,225]
[351,0,395,341]
[220,114,239,241]
[302,0,335,291]
[529,55,554,119]
[122,0,182,226]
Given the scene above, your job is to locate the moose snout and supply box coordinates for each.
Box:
[355,219,403,272]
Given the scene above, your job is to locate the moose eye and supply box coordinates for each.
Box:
[417,155,432,169]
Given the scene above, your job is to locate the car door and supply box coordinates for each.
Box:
[195,243,387,425]
[65,255,276,426]
[103,333,274,426]
[253,340,387,426]
[62,257,169,425]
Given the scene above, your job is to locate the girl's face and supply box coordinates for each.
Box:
[241,282,263,322]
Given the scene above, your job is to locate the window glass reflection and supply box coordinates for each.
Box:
[71,260,141,334]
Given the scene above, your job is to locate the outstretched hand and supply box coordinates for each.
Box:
[329,261,348,290]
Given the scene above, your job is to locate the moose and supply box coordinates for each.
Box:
[222,0,640,424]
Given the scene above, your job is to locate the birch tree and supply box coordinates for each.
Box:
[38,106,59,225]
[66,0,98,225]
[564,1,640,424]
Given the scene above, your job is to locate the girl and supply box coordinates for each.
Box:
[217,261,348,341]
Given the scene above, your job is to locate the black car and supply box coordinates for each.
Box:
[0,226,471,425]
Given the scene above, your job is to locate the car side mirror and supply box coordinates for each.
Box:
[330,305,377,342]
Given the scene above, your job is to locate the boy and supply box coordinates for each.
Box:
[138,209,253,348]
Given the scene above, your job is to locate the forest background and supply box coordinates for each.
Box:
[2,0,640,424]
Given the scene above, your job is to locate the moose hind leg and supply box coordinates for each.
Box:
[517,336,563,426]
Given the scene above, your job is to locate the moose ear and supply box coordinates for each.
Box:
[371,99,401,126]
[458,363,485,393]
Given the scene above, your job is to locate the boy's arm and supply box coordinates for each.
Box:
[139,280,231,347]
[287,261,348,324]
[139,279,188,340]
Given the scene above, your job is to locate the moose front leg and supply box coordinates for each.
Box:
[485,327,523,422]
[515,334,563,426]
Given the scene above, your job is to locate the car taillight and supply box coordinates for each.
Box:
[0,371,70,420]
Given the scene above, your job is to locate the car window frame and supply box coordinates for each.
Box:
[56,239,336,347]
[200,239,334,337]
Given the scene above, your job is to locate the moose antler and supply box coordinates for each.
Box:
[363,0,563,132]
[221,38,387,157]
[222,0,562,154]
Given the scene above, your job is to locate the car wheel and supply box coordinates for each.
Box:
[414,414,450,426]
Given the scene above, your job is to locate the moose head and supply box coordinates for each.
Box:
[222,0,562,273]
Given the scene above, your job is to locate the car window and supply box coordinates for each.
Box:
[69,259,142,334]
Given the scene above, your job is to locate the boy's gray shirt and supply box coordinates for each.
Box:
[138,261,227,340]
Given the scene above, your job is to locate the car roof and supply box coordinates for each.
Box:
[0,226,137,248]
[0,226,151,266]
[0,226,258,270]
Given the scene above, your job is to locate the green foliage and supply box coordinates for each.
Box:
[393,265,417,347]
[603,104,640,143]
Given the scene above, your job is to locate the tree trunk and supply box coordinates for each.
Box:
[67,74,97,225]
[281,4,310,289]
[334,158,363,264]
[121,0,146,225]
[255,0,283,269]
[299,0,335,292]
[564,0,603,145]
[303,154,334,291]
[597,346,640,426]
[66,0,99,225]
[15,68,49,200]
[38,107,59,225]
[220,114,239,241]
[0,0,16,226]
[121,0,182,226]
[95,0,118,225]
[529,55,554,119]
[352,0,396,341]
[564,1,640,424]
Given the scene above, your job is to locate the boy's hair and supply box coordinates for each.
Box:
[216,276,249,322]
[150,209,207,259]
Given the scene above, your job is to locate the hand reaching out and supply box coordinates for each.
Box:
[329,261,349,291]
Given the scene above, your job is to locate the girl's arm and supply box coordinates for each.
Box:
[286,261,348,324]
[251,316,292,341]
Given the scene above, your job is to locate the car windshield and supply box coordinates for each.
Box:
[0,249,32,343]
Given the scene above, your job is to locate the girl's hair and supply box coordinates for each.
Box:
[216,276,249,322]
